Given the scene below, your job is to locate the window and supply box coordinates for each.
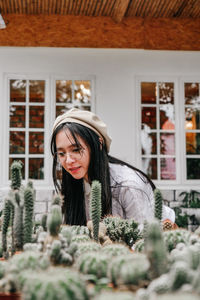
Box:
[184,82,200,180]
[139,78,200,187]
[55,80,92,116]
[6,75,93,184]
[9,79,45,180]
[141,81,176,181]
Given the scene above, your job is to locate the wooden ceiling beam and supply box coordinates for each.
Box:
[112,0,130,23]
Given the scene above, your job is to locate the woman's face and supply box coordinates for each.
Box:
[55,128,90,181]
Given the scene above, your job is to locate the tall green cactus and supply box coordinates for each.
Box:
[154,188,163,221]
[13,191,24,251]
[10,160,23,190]
[2,198,11,254]
[24,186,34,244]
[89,180,102,242]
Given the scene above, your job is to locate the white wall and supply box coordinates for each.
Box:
[0,47,200,215]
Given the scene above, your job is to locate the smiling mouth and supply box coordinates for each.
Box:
[69,167,81,173]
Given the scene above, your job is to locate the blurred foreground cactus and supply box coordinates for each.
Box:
[154,189,163,221]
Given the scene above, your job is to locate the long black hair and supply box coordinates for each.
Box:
[51,122,155,225]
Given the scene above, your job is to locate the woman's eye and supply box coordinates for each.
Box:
[58,152,65,157]
[73,148,81,153]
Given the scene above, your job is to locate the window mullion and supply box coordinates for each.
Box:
[25,80,29,181]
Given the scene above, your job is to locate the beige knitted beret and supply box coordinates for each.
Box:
[53,108,112,152]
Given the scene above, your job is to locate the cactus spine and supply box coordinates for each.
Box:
[89,180,102,242]
[154,188,163,221]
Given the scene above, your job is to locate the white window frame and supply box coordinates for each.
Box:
[135,75,200,190]
[1,73,95,190]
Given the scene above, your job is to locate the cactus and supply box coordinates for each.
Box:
[101,243,130,257]
[163,229,191,252]
[20,268,89,300]
[154,189,163,221]
[49,239,73,266]
[134,239,145,253]
[76,252,108,279]
[108,253,150,287]
[2,198,11,254]
[71,234,91,243]
[103,216,140,247]
[10,160,22,190]
[144,220,168,279]
[47,205,62,237]
[41,213,48,231]
[89,180,102,242]
[23,186,34,244]
[13,191,24,251]
[74,241,101,259]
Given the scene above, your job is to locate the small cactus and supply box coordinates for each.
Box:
[89,180,102,242]
[10,160,23,190]
[144,220,168,279]
[2,198,11,254]
[76,252,108,278]
[154,189,163,221]
[47,205,62,237]
[101,243,130,257]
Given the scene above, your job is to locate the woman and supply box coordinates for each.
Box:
[51,108,175,225]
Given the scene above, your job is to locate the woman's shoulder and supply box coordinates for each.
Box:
[109,162,149,188]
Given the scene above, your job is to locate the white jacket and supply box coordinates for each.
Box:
[84,163,175,224]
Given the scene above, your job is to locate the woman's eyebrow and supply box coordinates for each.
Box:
[56,144,79,151]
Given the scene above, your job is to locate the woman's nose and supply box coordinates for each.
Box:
[65,153,75,163]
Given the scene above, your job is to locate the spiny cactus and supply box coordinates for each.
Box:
[93,291,135,300]
[154,189,163,221]
[101,243,130,257]
[108,253,150,287]
[134,239,145,253]
[41,213,48,231]
[71,234,91,243]
[74,241,101,259]
[49,239,73,266]
[47,205,62,237]
[89,180,102,242]
[23,186,34,244]
[163,229,191,252]
[2,198,11,254]
[103,216,140,247]
[76,252,108,279]
[10,160,23,190]
[13,191,24,251]
[21,268,89,300]
[144,220,168,279]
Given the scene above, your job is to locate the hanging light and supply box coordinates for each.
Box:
[0,13,6,29]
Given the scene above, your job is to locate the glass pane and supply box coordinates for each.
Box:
[29,158,44,179]
[29,132,44,154]
[141,82,156,104]
[160,105,175,130]
[161,158,176,180]
[187,158,200,179]
[56,80,72,103]
[9,158,25,179]
[29,106,44,128]
[142,107,156,129]
[185,107,200,130]
[159,82,174,104]
[10,105,25,128]
[74,80,91,104]
[141,127,157,155]
[142,158,157,180]
[186,133,200,154]
[160,133,175,155]
[185,83,199,105]
[10,80,26,102]
[10,131,25,154]
[29,80,45,103]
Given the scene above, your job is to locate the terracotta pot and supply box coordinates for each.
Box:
[0,293,21,300]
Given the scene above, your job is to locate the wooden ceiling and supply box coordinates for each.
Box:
[0,0,200,23]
